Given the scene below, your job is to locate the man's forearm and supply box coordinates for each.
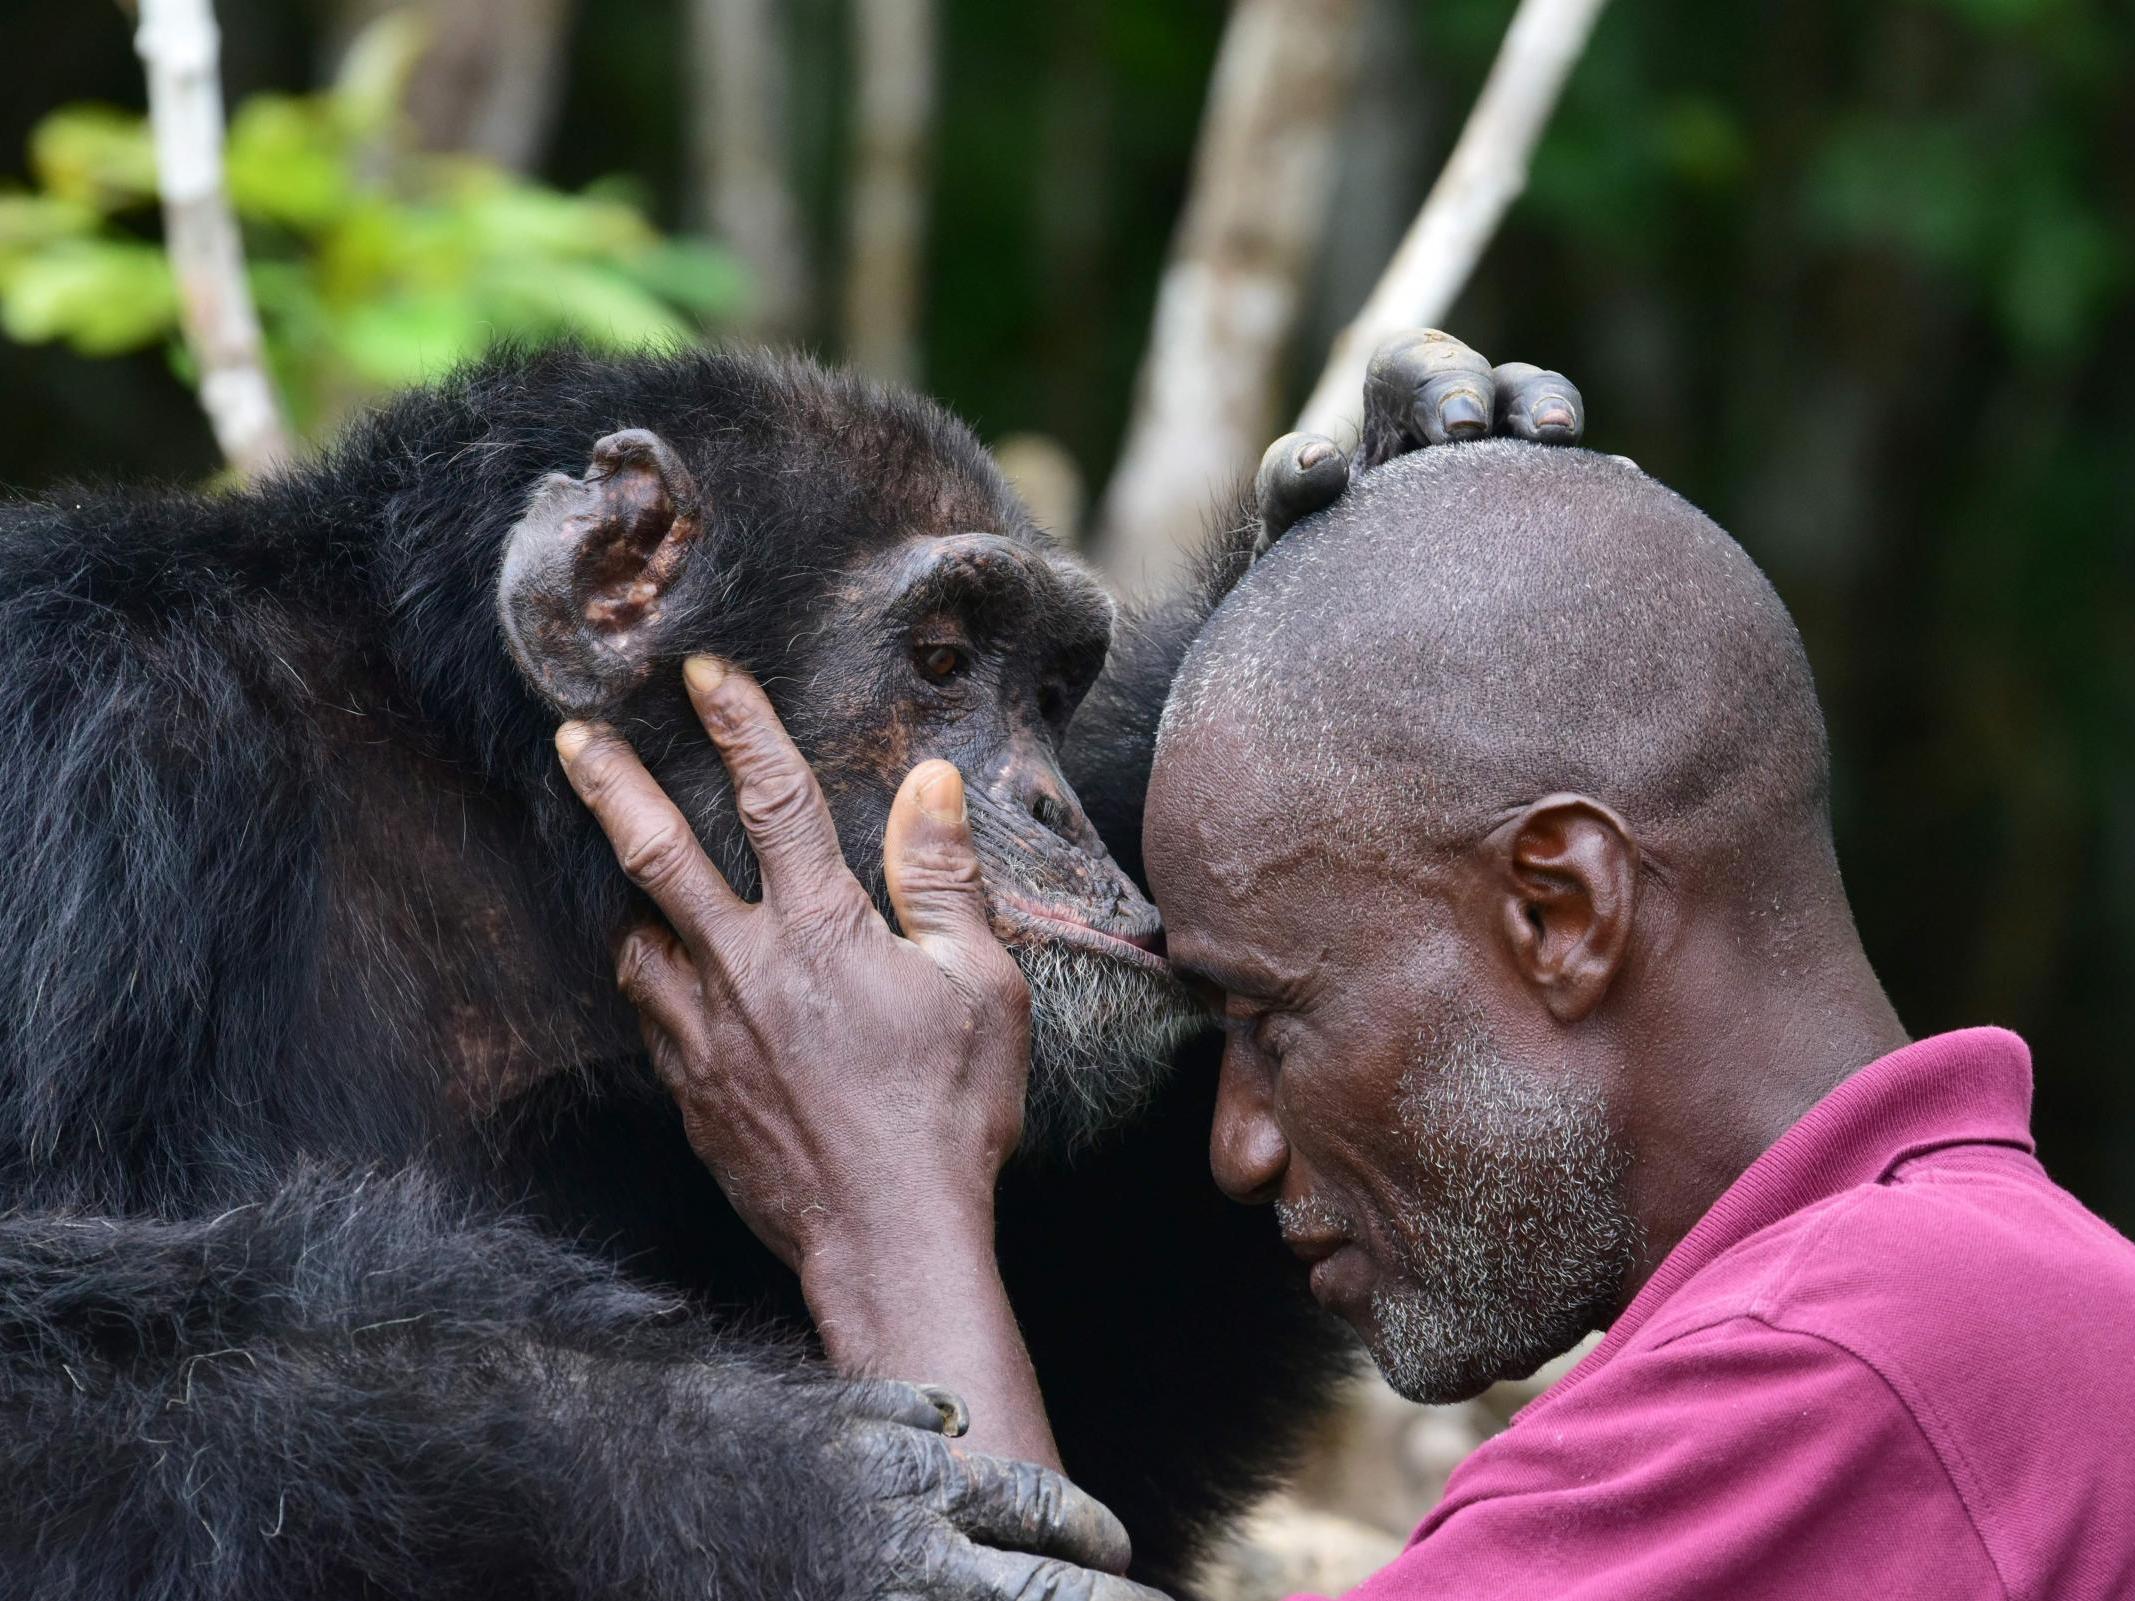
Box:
[801,1200,1062,1470]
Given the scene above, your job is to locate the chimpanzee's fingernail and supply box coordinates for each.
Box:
[918,1384,971,1437]
[1296,438,1338,472]
[555,721,593,762]
[916,763,967,825]
[1438,389,1489,437]
[1531,394,1576,433]
[683,655,727,695]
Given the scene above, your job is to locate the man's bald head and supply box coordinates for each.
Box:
[1158,442,1834,916]
[1147,443,1900,1405]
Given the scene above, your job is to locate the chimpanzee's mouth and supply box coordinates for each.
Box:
[989,893,1170,975]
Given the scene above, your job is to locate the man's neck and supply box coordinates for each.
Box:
[1611,936,1908,1313]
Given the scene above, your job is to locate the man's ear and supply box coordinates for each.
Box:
[499,428,705,717]
[1490,794,1639,1024]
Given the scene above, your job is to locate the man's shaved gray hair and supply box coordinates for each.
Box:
[1160,443,1836,916]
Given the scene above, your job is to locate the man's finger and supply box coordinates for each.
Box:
[882,762,1000,970]
[556,721,746,953]
[682,656,849,909]
[936,1453,1134,1575]
[613,921,710,1065]
[1491,361,1585,444]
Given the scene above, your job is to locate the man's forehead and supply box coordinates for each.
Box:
[1145,718,1295,890]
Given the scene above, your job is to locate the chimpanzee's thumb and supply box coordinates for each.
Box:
[884,761,1001,972]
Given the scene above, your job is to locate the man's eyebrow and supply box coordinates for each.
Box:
[1169,951,1289,1000]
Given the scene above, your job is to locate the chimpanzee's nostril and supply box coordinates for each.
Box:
[1031,790,1077,843]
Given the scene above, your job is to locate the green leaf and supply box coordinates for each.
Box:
[329,290,492,387]
[227,96,352,231]
[478,258,692,347]
[0,238,177,354]
[30,105,159,213]
[445,170,660,261]
[0,193,100,270]
[617,237,750,319]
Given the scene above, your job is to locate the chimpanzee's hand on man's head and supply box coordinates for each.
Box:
[1253,329,1585,553]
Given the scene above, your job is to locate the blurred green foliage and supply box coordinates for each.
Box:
[0,15,744,435]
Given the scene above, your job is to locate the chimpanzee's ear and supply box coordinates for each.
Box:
[498,428,705,718]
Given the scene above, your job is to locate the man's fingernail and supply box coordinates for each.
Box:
[555,721,592,762]
[683,654,727,695]
[1438,390,1489,438]
[917,764,966,824]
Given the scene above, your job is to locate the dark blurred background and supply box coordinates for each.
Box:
[2,0,2130,1225]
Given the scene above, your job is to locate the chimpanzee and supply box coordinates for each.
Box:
[0,333,1581,1598]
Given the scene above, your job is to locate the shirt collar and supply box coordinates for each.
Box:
[1530,1026,2035,1413]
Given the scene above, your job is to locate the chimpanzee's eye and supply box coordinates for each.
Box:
[914,643,969,683]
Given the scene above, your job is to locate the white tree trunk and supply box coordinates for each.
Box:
[689,0,813,342]
[135,0,293,479]
[1091,0,1363,593]
[843,0,937,384]
[1295,0,1610,440]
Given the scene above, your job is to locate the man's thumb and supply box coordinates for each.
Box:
[884,761,995,960]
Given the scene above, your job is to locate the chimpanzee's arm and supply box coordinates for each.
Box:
[0,1170,1141,1600]
[1064,333,1585,879]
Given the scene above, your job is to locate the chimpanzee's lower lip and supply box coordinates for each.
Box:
[993,904,1171,973]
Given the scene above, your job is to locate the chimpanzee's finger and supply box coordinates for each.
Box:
[909,1541,1170,1601]
[1357,330,1497,469]
[681,655,856,913]
[933,1451,1135,1575]
[556,721,747,957]
[1490,362,1585,444]
[845,1378,972,1435]
[1252,432,1349,555]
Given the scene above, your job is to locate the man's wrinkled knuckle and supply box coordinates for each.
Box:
[737,764,824,839]
[614,936,661,997]
[899,847,986,900]
[616,823,695,894]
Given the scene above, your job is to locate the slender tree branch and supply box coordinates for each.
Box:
[1091,0,1363,591]
[843,0,937,383]
[1295,0,1610,440]
[690,0,813,342]
[135,0,293,478]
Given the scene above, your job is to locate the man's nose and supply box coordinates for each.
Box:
[1210,1042,1288,1204]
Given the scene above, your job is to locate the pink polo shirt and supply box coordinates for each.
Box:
[1322,1027,2135,1600]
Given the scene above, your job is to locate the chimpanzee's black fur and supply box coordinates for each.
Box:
[0,344,1348,1598]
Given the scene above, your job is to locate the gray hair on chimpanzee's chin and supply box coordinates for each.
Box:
[1009,940,1206,1158]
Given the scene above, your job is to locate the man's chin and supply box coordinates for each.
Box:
[1363,1289,1590,1406]
[1008,938,1204,1157]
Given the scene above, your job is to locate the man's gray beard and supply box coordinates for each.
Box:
[1009,940,1204,1156]
[1364,1018,1639,1405]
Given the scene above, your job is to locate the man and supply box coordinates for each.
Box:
[558,432,2135,1596]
